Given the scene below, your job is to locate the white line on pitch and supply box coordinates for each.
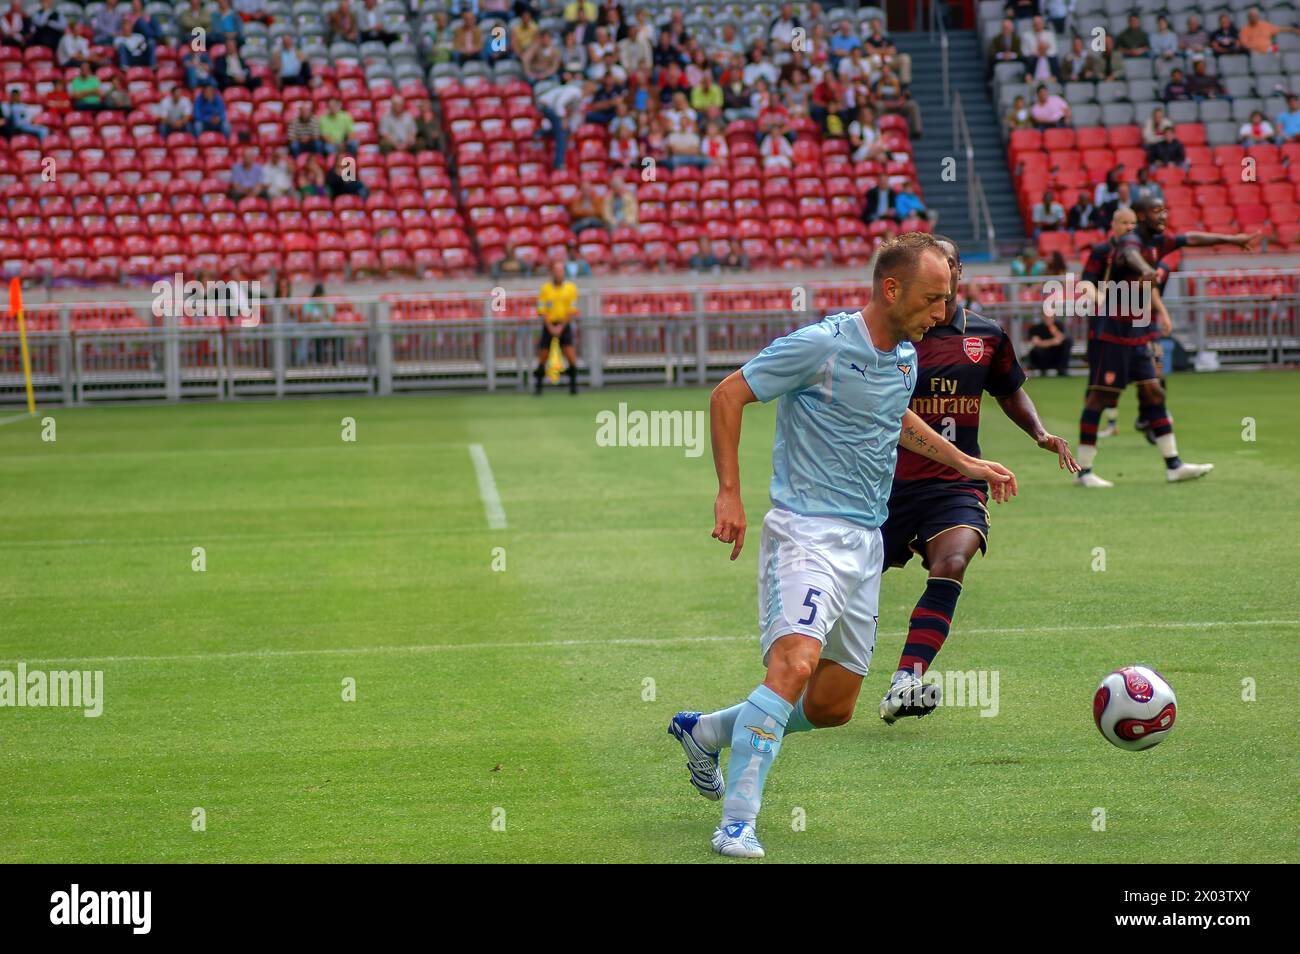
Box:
[3,618,1295,667]
[0,411,36,427]
[467,443,507,530]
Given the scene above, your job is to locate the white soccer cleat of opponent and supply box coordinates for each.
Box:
[1074,471,1114,488]
[1167,462,1214,482]
[711,821,765,859]
[880,671,942,725]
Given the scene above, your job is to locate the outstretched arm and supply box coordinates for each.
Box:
[710,370,759,560]
[899,409,1019,502]
[997,388,1079,473]
[1182,231,1259,250]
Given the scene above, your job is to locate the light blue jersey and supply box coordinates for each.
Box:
[741,311,917,529]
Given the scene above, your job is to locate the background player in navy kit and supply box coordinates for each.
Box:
[878,236,1078,723]
[1073,196,1257,487]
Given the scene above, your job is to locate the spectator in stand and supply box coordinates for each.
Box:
[1005,94,1033,133]
[1032,188,1066,236]
[1180,15,1209,57]
[131,0,162,64]
[691,235,748,272]
[1241,7,1300,53]
[1085,33,1124,80]
[988,18,1022,78]
[59,23,106,69]
[588,23,615,65]
[569,182,605,232]
[44,78,72,119]
[1020,16,1059,82]
[1099,181,1131,227]
[263,148,295,200]
[69,62,106,111]
[1276,95,1300,144]
[29,0,67,50]
[215,33,260,90]
[178,0,210,37]
[524,30,561,82]
[1040,0,1071,35]
[875,64,922,137]
[319,98,357,154]
[153,86,193,137]
[1142,107,1171,146]
[587,72,626,125]
[511,9,539,55]
[329,0,360,44]
[862,181,900,224]
[426,11,454,64]
[1066,190,1097,230]
[894,179,929,222]
[1062,35,1092,81]
[183,46,214,88]
[1239,110,1276,146]
[1132,165,1164,205]
[1151,16,1178,60]
[1116,14,1151,57]
[272,34,312,88]
[359,0,398,44]
[609,122,640,169]
[379,96,416,153]
[658,60,690,104]
[1188,60,1224,101]
[113,21,151,69]
[602,176,639,228]
[837,46,871,85]
[1,89,49,140]
[822,96,848,138]
[228,145,266,201]
[1,1,26,48]
[559,29,588,75]
[1007,0,1037,24]
[287,102,323,156]
[234,0,273,26]
[1030,82,1071,128]
[702,119,728,162]
[538,76,582,169]
[193,83,231,137]
[103,75,132,111]
[565,0,598,22]
[1025,315,1072,376]
[850,105,888,162]
[759,118,794,169]
[744,47,779,87]
[1093,168,1122,207]
[415,101,442,152]
[326,153,368,199]
[1010,246,1045,277]
[608,99,636,136]
[1210,14,1242,55]
[866,17,911,85]
[1163,68,1190,101]
[452,11,483,64]
[91,0,124,45]
[721,62,753,121]
[211,0,243,43]
[769,4,800,51]
[296,155,327,197]
[1148,124,1187,168]
[829,19,862,63]
[690,70,722,121]
[621,19,653,74]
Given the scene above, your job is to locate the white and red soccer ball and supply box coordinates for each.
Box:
[1093,666,1177,751]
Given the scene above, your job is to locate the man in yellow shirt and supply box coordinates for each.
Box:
[1239,7,1299,54]
[535,259,580,395]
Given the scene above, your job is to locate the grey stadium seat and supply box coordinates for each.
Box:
[1223,76,1256,99]
[1217,55,1250,77]
[1127,79,1157,102]
[1072,103,1103,126]
[1066,82,1097,103]
[1198,99,1232,122]
[1096,81,1127,104]
[1124,58,1154,81]
[1166,101,1198,123]
[1101,103,1135,125]
[1232,98,1265,122]
[1205,121,1238,146]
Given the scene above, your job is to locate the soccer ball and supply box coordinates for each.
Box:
[1093,666,1177,751]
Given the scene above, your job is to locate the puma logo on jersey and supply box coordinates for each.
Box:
[849,362,868,378]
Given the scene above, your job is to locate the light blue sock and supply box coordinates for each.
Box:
[722,685,794,827]
[699,697,813,750]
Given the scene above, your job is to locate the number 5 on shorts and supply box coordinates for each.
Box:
[797,588,822,626]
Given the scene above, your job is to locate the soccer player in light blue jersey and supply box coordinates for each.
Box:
[668,233,1019,859]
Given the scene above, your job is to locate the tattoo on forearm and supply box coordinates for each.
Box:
[903,424,942,459]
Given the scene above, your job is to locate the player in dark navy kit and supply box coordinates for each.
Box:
[878,236,1079,723]
[1072,196,1258,487]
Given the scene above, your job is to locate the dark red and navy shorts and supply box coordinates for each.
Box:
[883,480,990,571]
[1086,338,1158,392]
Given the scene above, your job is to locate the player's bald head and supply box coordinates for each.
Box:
[873,232,949,294]
[1110,208,1137,237]
[1132,195,1162,219]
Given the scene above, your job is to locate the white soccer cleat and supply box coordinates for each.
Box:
[1167,462,1214,482]
[1097,422,1118,438]
[1075,472,1114,488]
[880,672,942,725]
[712,821,765,859]
[667,712,723,800]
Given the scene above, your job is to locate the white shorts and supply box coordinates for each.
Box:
[757,508,883,677]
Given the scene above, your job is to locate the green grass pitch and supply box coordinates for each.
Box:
[1,371,1296,863]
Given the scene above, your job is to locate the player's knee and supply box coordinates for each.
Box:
[928,555,969,582]
[805,699,853,728]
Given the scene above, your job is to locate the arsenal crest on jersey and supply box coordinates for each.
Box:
[963,337,985,363]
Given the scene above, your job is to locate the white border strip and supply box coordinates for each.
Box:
[0,412,36,427]
[468,443,507,530]
[4,619,1295,667]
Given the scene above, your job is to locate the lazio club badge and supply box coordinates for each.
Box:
[747,725,778,754]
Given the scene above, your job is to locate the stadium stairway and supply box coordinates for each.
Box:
[894,30,1025,259]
